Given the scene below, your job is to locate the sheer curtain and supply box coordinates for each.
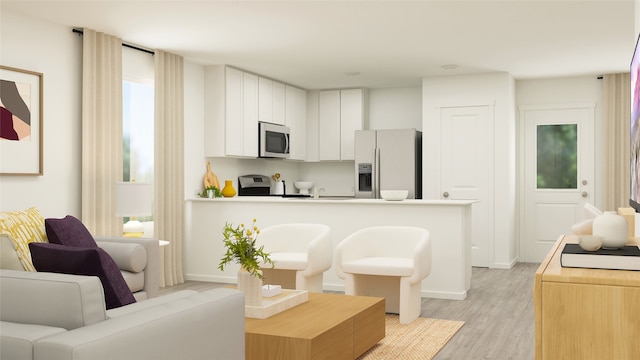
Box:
[154,50,185,286]
[602,73,631,211]
[81,29,123,236]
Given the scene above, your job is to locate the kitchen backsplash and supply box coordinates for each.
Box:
[199,157,355,197]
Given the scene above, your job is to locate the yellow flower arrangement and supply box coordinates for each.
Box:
[218,219,273,279]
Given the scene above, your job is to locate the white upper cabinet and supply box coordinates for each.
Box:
[340,89,364,160]
[259,77,286,125]
[258,77,273,124]
[273,81,286,125]
[318,89,365,161]
[204,65,259,158]
[318,90,341,160]
[242,72,259,156]
[285,85,307,160]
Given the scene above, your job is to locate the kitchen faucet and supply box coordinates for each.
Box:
[313,187,325,199]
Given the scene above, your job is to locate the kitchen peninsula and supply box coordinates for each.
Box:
[185,197,475,300]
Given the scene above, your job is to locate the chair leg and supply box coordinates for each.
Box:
[399,279,421,324]
[297,272,324,293]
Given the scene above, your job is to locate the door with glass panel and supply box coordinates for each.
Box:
[521,104,595,263]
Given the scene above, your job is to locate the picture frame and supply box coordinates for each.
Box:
[0,65,43,175]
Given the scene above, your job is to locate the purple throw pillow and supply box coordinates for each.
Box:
[29,242,136,309]
[45,215,97,248]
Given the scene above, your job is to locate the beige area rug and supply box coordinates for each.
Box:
[358,315,464,360]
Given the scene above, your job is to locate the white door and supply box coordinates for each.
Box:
[521,104,595,263]
[440,105,493,267]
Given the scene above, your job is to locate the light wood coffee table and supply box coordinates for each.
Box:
[245,292,385,360]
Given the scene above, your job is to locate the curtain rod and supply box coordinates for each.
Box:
[72,28,154,56]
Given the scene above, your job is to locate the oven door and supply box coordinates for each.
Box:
[259,122,290,158]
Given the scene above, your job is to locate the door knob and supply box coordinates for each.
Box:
[581,191,588,198]
[443,192,449,198]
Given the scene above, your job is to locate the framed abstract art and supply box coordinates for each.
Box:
[0,65,43,175]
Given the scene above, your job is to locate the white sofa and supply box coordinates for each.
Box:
[0,270,245,360]
[0,234,159,301]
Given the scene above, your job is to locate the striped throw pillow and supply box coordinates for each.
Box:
[0,207,47,271]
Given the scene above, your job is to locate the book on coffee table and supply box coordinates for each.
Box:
[561,243,640,271]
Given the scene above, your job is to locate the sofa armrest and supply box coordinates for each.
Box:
[0,270,107,330]
[94,237,159,299]
[34,288,245,360]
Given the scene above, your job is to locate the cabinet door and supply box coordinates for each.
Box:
[243,73,259,157]
[319,90,341,160]
[225,67,244,157]
[258,77,273,124]
[285,85,306,160]
[340,89,363,160]
[295,88,307,160]
[272,81,286,125]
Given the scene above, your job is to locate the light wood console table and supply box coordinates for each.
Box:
[534,235,640,359]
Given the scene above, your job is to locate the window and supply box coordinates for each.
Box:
[123,47,154,221]
[536,124,578,189]
[123,80,154,184]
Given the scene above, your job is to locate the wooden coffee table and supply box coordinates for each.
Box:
[245,292,385,360]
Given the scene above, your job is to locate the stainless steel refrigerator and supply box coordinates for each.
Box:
[354,129,422,199]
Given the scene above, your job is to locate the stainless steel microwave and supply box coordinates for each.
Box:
[259,122,290,158]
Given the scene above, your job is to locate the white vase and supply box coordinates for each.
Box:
[592,211,628,249]
[237,266,262,306]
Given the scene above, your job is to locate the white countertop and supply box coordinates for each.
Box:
[188,196,477,206]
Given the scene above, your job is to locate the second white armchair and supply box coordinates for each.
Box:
[335,226,431,324]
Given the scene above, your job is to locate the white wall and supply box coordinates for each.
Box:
[0,10,82,218]
[368,86,422,130]
[184,62,207,198]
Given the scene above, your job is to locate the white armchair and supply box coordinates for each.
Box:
[256,223,332,292]
[335,226,431,324]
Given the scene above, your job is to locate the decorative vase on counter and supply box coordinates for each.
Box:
[592,211,628,249]
[221,180,236,197]
[237,266,262,306]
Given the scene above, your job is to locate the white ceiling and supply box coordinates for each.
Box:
[2,0,636,89]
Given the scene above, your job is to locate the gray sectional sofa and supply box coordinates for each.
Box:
[0,270,246,360]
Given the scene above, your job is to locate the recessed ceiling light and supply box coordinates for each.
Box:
[442,64,458,70]
[344,71,360,76]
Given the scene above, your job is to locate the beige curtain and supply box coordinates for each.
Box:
[602,73,631,211]
[81,29,123,236]
[154,50,185,286]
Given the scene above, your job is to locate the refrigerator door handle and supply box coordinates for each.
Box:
[374,148,381,199]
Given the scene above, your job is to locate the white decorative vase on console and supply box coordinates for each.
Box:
[592,211,628,249]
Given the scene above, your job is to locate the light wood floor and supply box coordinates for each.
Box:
[160,262,538,360]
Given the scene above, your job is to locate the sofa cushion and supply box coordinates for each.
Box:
[45,215,97,248]
[106,290,198,319]
[0,207,47,272]
[120,270,144,293]
[0,269,107,330]
[341,257,415,277]
[0,234,24,271]
[97,241,147,273]
[29,243,136,309]
[0,321,67,360]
